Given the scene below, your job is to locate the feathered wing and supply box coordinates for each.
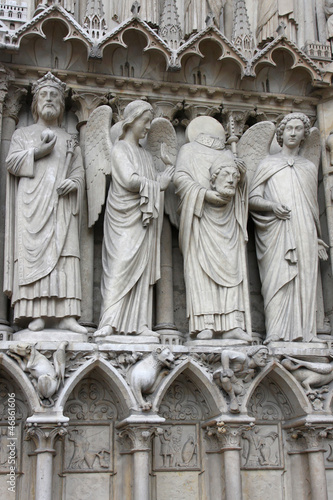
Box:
[300,127,321,168]
[146,117,179,228]
[237,122,276,186]
[85,105,113,228]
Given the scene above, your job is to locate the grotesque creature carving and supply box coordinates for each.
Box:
[7,341,68,404]
[129,346,175,410]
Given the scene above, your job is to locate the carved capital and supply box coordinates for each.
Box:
[118,425,159,453]
[287,425,331,453]
[25,422,68,454]
[205,421,254,451]
[71,90,109,124]
[3,86,27,123]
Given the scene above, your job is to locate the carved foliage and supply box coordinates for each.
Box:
[159,374,210,421]
[248,378,294,420]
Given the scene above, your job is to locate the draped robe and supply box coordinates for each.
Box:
[98,140,162,334]
[4,123,84,322]
[174,138,248,335]
[250,153,321,341]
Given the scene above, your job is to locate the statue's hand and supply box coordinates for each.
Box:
[222,369,234,378]
[35,134,57,160]
[57,179,76,196]
[159,165,175,190]
[318,239,329,261]
[205,189,225,206]
[160,142,173,166]
[272,203,291,220]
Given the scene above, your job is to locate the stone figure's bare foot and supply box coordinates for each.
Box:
[138,328,160,338]
[58,317,88,334]
[222,328,251,341]
[28,318,45,331]
[263,335,281,345]
[310,336,325,343]
[93,325,112,337]
[197,329,213,340]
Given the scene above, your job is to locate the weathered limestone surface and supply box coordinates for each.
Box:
[1,1,333,500]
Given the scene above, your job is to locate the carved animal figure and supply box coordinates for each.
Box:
[7,342,68,402]
[129,347,175,410]
[281,355,333,394]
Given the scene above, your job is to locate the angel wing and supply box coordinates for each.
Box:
[237,122,276,186]
[300,127,321,168]
[146,118,179,227]
[85,105,113,228]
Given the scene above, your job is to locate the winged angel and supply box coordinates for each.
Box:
[238,112,328,344]
[84,100,177,339]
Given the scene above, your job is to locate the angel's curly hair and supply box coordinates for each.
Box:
[276,112,311,147]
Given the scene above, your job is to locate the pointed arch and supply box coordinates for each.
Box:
[55,356,136,418]
[152,357,227,416]
[0,353,41,414]
[241,361,311,419]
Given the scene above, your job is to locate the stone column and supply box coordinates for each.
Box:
[317,100,333,275]
[118,425,157,500]
[288,425,329,500]
[155,216,182,344]
[205,421,252,500]
[70,91,109,329]
[0,79,26,337]
[25,421,68,500]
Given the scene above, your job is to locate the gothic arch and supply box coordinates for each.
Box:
[251,37,325,87]
[241,361,311,419]
[152,357,227,416]
[11,5,92,58]
[0,352,41,413]
[98,18,172,70]
[55,357,136,418]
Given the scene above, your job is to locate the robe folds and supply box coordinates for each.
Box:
[4,124,84,321]
[99,141,163,334]
[250,153,321,341]
[174,139,249,335]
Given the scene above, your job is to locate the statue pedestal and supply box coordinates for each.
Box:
[12,329,88,342]
[93,334,160,344]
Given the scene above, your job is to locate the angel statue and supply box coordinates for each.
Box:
[245,112,328,344]
[174,116,252,342]
[84,100,176,339]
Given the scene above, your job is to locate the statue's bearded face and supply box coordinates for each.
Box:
[252,349,268,367]
[282,118,305,149]
[214,164,240,200]
[37,85,62,122]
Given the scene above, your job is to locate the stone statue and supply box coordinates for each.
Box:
[325,0,333,39]
[128,346,175,410]
[249,113,328,344]
[174,116,251,341]
[281,354,333,394]
[4,72,87,334]
[84,101,175,339]
[213,346,269,412]
[7,341,68,404]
